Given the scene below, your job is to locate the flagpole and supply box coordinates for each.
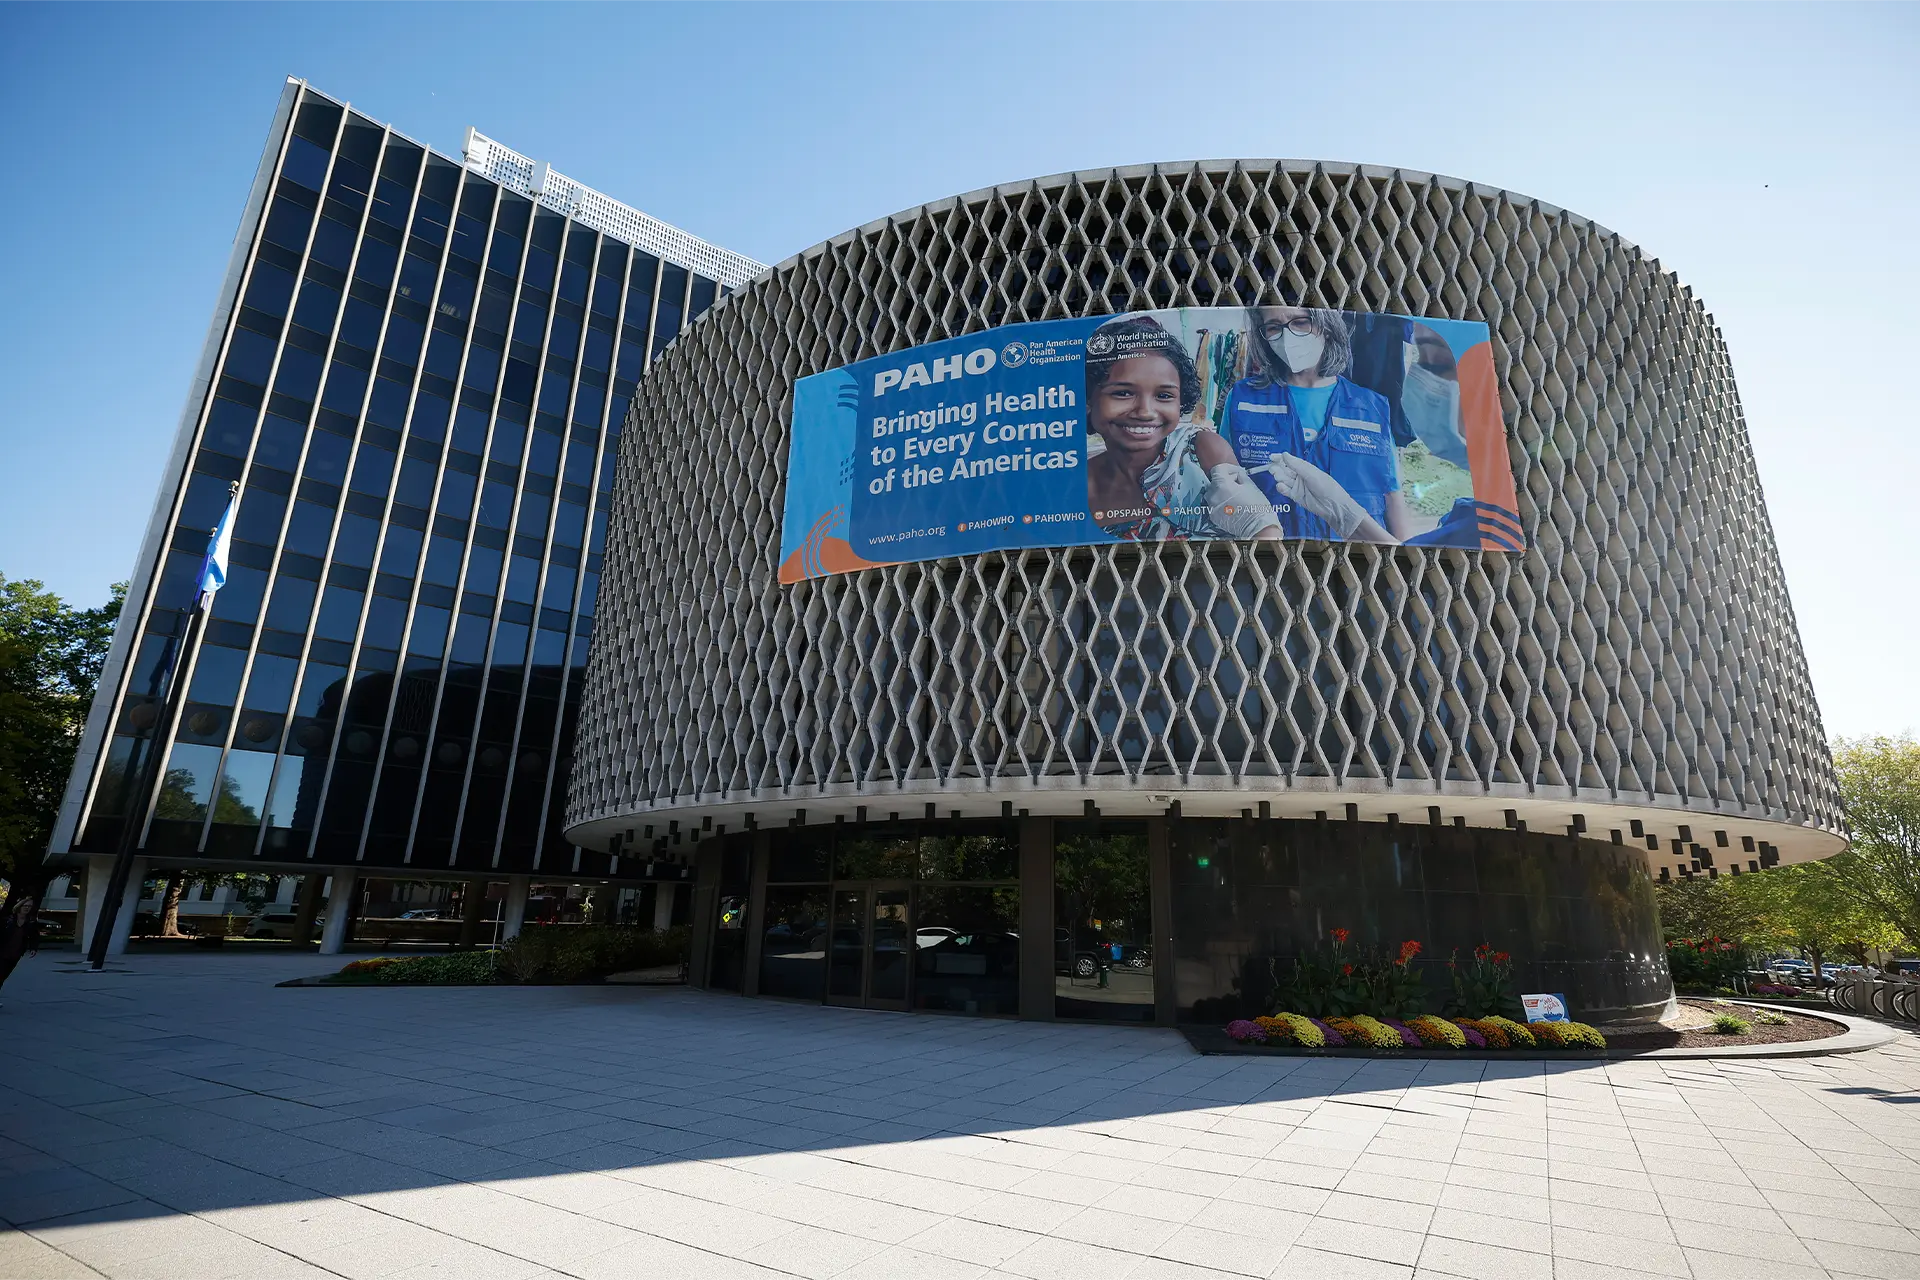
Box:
[86,481,238,971]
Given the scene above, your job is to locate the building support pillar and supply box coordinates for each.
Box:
[317,871,357,955]
[1018,816,1054,1020]
[501,876,530,940]
[652,882,678,932]
[289,873,325,947]
[80,854,147,959]
[457,879,489,948]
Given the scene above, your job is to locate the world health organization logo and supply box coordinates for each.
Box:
[1085,332,1115,356]
[999,340,1029,368]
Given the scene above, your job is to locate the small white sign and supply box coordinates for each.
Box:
[1522,993,1569,1023]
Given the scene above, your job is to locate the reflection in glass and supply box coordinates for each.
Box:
[920,830,1017,881]
[835,831,916,880]
[870,889,910,1005]
[1054,821,1154,1021]
[915,886,1019,1014]
[827,889,866,1001]
[156,742,224,823]
[759,886,829,1000]
[215,749,277,827]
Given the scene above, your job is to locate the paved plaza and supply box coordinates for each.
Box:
[1,954,1918,1280]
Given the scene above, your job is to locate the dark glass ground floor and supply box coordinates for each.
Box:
[685,813,1673,1026]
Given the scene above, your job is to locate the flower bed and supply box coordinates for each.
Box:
[1226,1011,1605,1052]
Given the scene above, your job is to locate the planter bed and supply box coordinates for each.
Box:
[1601,998,1845,1050]
[1183,1026,1608,1060]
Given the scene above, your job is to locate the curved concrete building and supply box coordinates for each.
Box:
[569,162,1840,1025]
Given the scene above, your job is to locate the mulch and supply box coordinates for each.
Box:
[1603,999,1845,1051]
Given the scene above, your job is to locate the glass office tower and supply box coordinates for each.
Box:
[49,79,760,900]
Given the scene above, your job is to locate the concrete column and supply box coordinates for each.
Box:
[80,854,148,958]
[289,873,325,947]
[501,876,530,940]
[457,879,488,948]
[652,882,678,931]
[317,871,357,955]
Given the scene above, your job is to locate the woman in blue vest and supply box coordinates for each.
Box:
[1222,307,1414,544]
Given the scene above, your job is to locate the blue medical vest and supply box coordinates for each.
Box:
[1223,377,1399,540]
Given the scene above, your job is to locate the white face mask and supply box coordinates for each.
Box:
[1280,330,1325,375]
[1402,361,1467,469]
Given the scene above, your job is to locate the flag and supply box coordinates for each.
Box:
[197,486,239,610]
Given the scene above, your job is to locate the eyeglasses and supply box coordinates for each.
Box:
[1259,316,1317,341]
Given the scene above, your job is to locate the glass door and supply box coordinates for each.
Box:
[824,884,913,1010]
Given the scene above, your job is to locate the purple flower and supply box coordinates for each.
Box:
[1382,1018,1421,1048]
[1226,1020,1267,1043]
[1308,1017,1346,1047]
[1458,1024,1487,1049]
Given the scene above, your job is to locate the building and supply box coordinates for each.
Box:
[49,79,757,954]
[567,162,1844,1025]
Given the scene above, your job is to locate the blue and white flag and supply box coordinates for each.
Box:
[196,487,238,610]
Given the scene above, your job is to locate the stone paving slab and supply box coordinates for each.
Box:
[1,952,1917,1279]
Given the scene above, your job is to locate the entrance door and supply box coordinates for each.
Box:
[825,884,911,1010]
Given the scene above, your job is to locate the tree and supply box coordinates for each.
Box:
[1654,873,1764,945]
[0,577,123,883]
[1736,859,1901,975]
[1830,735,1920,953]
[0,576,121,987]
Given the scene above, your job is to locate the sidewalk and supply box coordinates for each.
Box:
[3,952,1918,1279]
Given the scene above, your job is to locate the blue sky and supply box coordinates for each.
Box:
[0,3,1913,738]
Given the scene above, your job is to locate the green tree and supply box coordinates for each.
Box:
[0,576,123,882]
[1654,872,1764,945]
[1736,859,1902,976]
[1829,735,1920,952]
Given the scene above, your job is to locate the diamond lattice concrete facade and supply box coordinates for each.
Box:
[49,80,758,936]
[568,162,1842,1023]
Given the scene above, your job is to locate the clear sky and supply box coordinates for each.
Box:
[0,2,1913,740]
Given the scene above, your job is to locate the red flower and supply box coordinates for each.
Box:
[1398,940,1423,965]
[1330,928,1350,944]
[1493,951,1510,964]
[1342,963,1354,976]
[1474,944,1491,959]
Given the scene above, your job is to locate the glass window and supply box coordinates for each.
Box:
[437,469,475,519]
[186,644,248,707]
[262,196,314,253]
[292,279,341,333]
[582,325,613,372]
[450,613,490,666]
[688,275,717,321]
[837,831,918,880]
[423,536,463,586]
[382,312,425,366]
[211,565,266,623]
[379,525,423,577]
[156,742,224,823]
[338,297,382,351]
[265,755,310,830]
[464,544,503,594]
[921,830,1018,881]
[355,236,398,287]
[526,430,561,476]
[363,594,406,651]
[492,621,529,668]
[284,500,334,556]
[532,627,565,669]
[274,346,324,403]
[281,135,330,190]
[552,502,587,548]
[215,749,277,827]
[295,662,347,719]
[314,587,364,642]
[578,571,599,617]
[264,576,317,634]
[462,345,499,394]
[243,653,300,714]
[245,264,296,317]
[503,556,539,603]
[915,886,1019,1015]
[254,414,306,471]
[760,886,831,1001]
[769,831,831,883]
[203,398,257,458]
[308,216,357,273]
[1053,822,1155,1021]
[395,457,437,508]
[409,605,450,657]
[540,565,575,613]
[235,489,288,547]
[224,328,277,387]
[333,513,379,567]
[350,442,395,496]
[651,264,687,357]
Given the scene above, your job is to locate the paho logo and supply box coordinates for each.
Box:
[873,347,996,397]
[999,340,1029,368]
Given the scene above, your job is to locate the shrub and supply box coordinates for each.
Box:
[1454,1020,1487,1049]
[1756,1011,1790,1026]
[1407,1015,1467,1048]
[1456,1017,1507,1048]
[1307,1016,1345,1047]
[494,925,690,984]
[338,957,404,976]
[1379,1018,1423,1048]
[1712,1013,1751,1035]
[1226,1019,1267,1043]
[1553,1021,1607,1049]
[371,952,498,984]
[1269,1013,1326,1047]
[1480,1016,1537,1049]
[1327,1015,1405,1050]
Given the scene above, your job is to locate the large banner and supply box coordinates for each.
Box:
[779,307,1522,583]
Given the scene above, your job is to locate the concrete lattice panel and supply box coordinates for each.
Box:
[567,161,1843,872]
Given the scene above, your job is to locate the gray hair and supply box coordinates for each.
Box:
[1244,307,1353,387]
